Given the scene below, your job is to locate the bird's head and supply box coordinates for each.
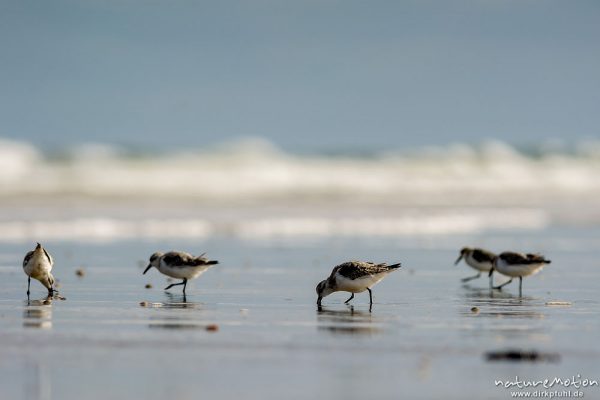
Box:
[455,247,471,265]
[316,279,334,306]
[144,252,163,274]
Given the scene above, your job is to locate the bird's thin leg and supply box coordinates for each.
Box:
[27,277,31,298]
[182,279,187,295]
[489,271,494,290]
[461,272,481,282]
[367,288,373,305]
[493,279,513,290]
[344,293,354,304]
[519,277,523,296]
[164,279,186,291]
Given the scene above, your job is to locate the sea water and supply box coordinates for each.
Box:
[0,137,599,399]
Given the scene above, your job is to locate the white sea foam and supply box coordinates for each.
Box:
[0,138,41,183]
[0,218,212,242]
[0,208,548,242]
[0,137,599,241]
[1,137,599,204]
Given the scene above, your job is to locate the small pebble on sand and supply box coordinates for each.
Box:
[145,284,153,289]
[471,306,480,313]
[140,301,149,307]
[206,324,219,332]
[75,269,85,277]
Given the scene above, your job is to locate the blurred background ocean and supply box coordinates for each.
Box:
[1,1,599,150]
[1,1,600,244]
[2,3,600,399]
[1,136,600,243]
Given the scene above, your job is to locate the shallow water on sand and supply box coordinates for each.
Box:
[1,230,599,400]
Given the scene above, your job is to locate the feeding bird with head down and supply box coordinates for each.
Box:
[23,243,57,298]
[316,260,402,309]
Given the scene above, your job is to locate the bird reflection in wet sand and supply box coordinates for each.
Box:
[146,294,204,330]
[148,318,205,330]
[461,286,545,320]
[162,292,197,308]
[23,295,55,329]
[317,305,382,335]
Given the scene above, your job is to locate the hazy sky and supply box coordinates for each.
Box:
[1,0,599,152]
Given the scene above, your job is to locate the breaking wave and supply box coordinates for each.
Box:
[1,136,600,241]
[1,136,600,205]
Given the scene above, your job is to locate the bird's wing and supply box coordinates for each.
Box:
[42,248,53,265]
[161,252,195,266]
[162,252,216,267]
[500,252,530,264]
[334,261,389,280]
[472,249,496,263]
[327,265,344,286]
[23,251,34,268]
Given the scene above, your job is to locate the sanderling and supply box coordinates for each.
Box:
[316,261,401,309]
[143,251,218,295]
[489,252,551,295]
[23,243,56,298]
[455,247,496,288]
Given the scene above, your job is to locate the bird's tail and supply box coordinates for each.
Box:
[387,263,402,269]
[206,260,219,265]
[526,254,551,264]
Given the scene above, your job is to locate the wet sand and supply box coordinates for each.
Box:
[1,232,599,399]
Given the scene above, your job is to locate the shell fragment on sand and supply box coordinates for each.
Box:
[545,301,572,306]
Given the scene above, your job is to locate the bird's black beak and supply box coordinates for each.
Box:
[143,264,152,274]
[454,254,464,265]
[35,242,42,250]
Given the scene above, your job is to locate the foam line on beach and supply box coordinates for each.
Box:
[0,209,548,242]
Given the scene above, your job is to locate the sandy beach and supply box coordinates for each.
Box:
[1,222,599,399]
[3,1,600,398]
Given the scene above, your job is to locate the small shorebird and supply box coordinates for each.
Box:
[316,261,401,308]
[23,243,56,298]
[143,251,218,294]
[455,247,496,287]
[489,252,551,295]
